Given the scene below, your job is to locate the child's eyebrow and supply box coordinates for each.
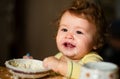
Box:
[59,24,68,27]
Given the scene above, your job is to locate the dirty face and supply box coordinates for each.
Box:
[56,11,97,60]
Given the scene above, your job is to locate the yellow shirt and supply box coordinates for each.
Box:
[55,52,103,79]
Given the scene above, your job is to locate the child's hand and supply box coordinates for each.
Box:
[43,56,67,76]
[43,56,59,72]
[23,55,33,59]
[23,53,33,59]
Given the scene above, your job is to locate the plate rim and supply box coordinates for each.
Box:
[5,58,49,73]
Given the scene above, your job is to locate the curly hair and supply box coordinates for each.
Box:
[56,0,107,50]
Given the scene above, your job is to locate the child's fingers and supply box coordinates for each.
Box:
[43,57,50,68]
[43,56,59,70]
[23,56,33,59]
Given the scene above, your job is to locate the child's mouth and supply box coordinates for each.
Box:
[63,42,76,48]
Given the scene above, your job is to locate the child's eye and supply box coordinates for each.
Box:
[61,28,68,32]
[76,31,83,34]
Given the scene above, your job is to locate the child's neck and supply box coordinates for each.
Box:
[61,56,80,62]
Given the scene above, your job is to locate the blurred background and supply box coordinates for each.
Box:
[0,0,120,66]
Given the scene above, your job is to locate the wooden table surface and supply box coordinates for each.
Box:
[0,66,65,79]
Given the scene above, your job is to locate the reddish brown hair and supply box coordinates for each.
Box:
[56,0,107,49]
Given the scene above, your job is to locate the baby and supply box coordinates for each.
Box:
[43,0,107,79]
[24,0,107,78]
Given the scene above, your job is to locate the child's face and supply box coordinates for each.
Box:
[56,11,97,60]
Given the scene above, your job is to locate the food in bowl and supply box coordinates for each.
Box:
[5,59,50,78]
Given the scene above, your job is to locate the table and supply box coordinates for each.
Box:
[0,66,65,79]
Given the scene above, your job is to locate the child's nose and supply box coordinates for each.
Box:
[65,33,74,39]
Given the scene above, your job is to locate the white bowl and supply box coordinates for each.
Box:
[5,59,50,78]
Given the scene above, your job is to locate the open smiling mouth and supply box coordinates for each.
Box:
[63,42,76,48]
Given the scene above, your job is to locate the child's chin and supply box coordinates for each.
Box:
[64,53,75,58]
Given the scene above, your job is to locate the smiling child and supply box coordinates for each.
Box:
[43,0,107,78]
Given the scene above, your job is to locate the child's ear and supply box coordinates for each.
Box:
[93,43,103,50]
[93,45,97,50]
